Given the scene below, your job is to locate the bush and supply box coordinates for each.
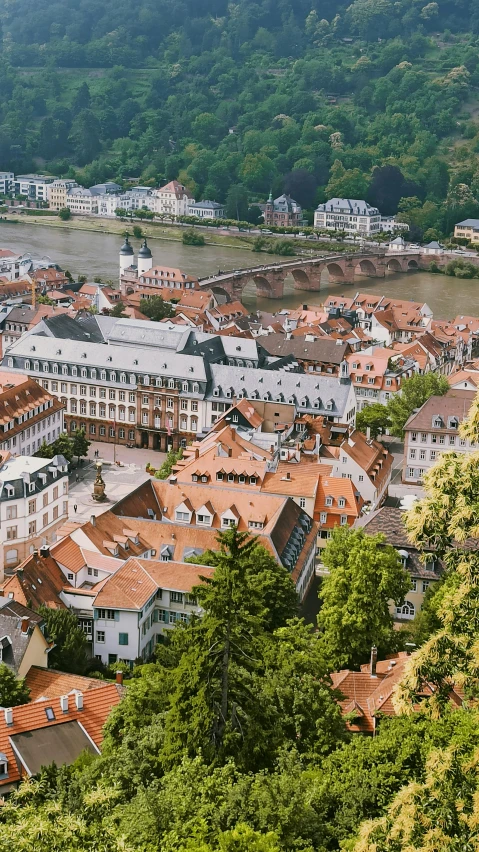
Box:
[182,229,205,246]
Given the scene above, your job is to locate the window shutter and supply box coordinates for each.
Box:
[114,610,120,622]
[93,610,99,620]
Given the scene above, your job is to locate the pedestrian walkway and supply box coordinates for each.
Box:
[66,444,165,523]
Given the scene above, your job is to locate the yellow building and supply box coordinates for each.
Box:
[0,599,50,676]
[454,218,479,243]
[47,179,79,211]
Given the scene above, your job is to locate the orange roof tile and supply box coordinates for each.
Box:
[25,666,118,701]
[0,684,121,787]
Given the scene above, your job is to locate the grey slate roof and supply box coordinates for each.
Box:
[5,334,208,383]
[209,363,352,415]
[0,599,45,674]
[259,334,349,364]
[316,198,379,216]
[356,507,442,580]
[456,219,479,227]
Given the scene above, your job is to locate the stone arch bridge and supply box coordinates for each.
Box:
[198,250,422,301]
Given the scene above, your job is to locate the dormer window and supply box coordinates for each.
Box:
[175,510,190,522]
[326,400,333,411]
[325,496,333,507]
[338,497,345,508]
[433,417,443,428]
[216,472,224,481]
[449,417,459,429]
[0,753,7,777]
[249,477,257,486]
[213,388,219,397]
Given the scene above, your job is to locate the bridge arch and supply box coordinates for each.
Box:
[325,261,346,283]
[252,274,277,298]
[291,267,311,288]
[407,259,419,270]
[355,258,378,276]
[386,257,402,272]
[211,285,233,302]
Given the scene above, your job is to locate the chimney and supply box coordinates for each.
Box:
[370,645,378,677]
[115,671,124,686]
[75,692,84,710]
[90,515,96,526]
[60,695,69,713]
[4,708,13,726]
[21,617,29,634]
[286,471,291,480]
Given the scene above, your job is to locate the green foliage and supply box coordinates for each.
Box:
[155,446,183,479]
[58,207,71,221]
[182,229,205,246]
[35,432,74,463]
[38,607,89,675]
[132,224,142,238]
[387,372,449,438]
[110,300,128,317]
[36,294,54,305]
[71,427,90,463]
[0,663,30,707]
[356,403,391,439]
[318,527,411,670]
[139,295,175,322]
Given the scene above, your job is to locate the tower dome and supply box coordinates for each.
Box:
[138,238,152,259]
[120,235,134,256]
[137,237,153,276]
[119,234,135,277]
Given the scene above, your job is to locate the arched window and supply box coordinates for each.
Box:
[120,373,126,383]
[192,383,199,393]
[396,601,415,619]
[168,379,175,389]
[71,366,77,377]
[81,368,87,378]
[191,418,198,431]
[110,372,116,382]
[24,359,30,370]
[109,405,116,419]
[89,403,96,416]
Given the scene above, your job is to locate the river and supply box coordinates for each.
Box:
[1,221,478,320]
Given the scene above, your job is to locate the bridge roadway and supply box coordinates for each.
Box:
[197,249,424,300]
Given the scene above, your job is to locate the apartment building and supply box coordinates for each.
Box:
[47,179,79,210]
[0,453,69,569]
[403,390,476,484]
[0,370,65,457]
[454,218,479,243]
[0,172,14,194]
[259,335,351,375]
[65,187,98,215]
[346,348,415,411]
[151,180,194,217]
[314,198,381,234]
[13,175,56,201]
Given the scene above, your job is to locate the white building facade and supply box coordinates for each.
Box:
[314,198,381,234]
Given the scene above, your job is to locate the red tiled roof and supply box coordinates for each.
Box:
[0,684,122,787]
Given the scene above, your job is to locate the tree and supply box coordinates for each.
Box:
[71,427,90,465]
[394,393,479,713]
[162,527,266,767]
[247,205,264,225]
[186,540,298,633]
[58,207,71,221]
[110,301,128,317]
[317,527,411,670]
[35,433,74,464]
[38,607,89,674]
[68,109,102,166]
[132,224,143,238]
[387,373,449,438]
[140,295,175,322]
[155,446,183,479]
[356,403,391,439]
[326,160,370,202]
[368,165,422,215]
[226,184,248,221]
[0,663,30,707]
[283,169,317,209]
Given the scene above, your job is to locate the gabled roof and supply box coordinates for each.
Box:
[0,599,46,674]
[92,557,213,610]
[0,684,122,788]
[1,552,68,610]
[25,666,121,701]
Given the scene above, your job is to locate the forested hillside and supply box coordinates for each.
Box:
[1,0,479,232]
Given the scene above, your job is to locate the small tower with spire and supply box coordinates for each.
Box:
[264,190,274,226]
[137,238,153,276]
[119,234,135,276]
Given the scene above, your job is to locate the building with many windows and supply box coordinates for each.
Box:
[0,370,65,457]
[2,320,356,450]
[188,200,226,219]
[13,175,57,202]
[151,180,195,218]
[403,390,476,484]
[262,193,303,228]
[314,198,381,234]
[0,453,69,570]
